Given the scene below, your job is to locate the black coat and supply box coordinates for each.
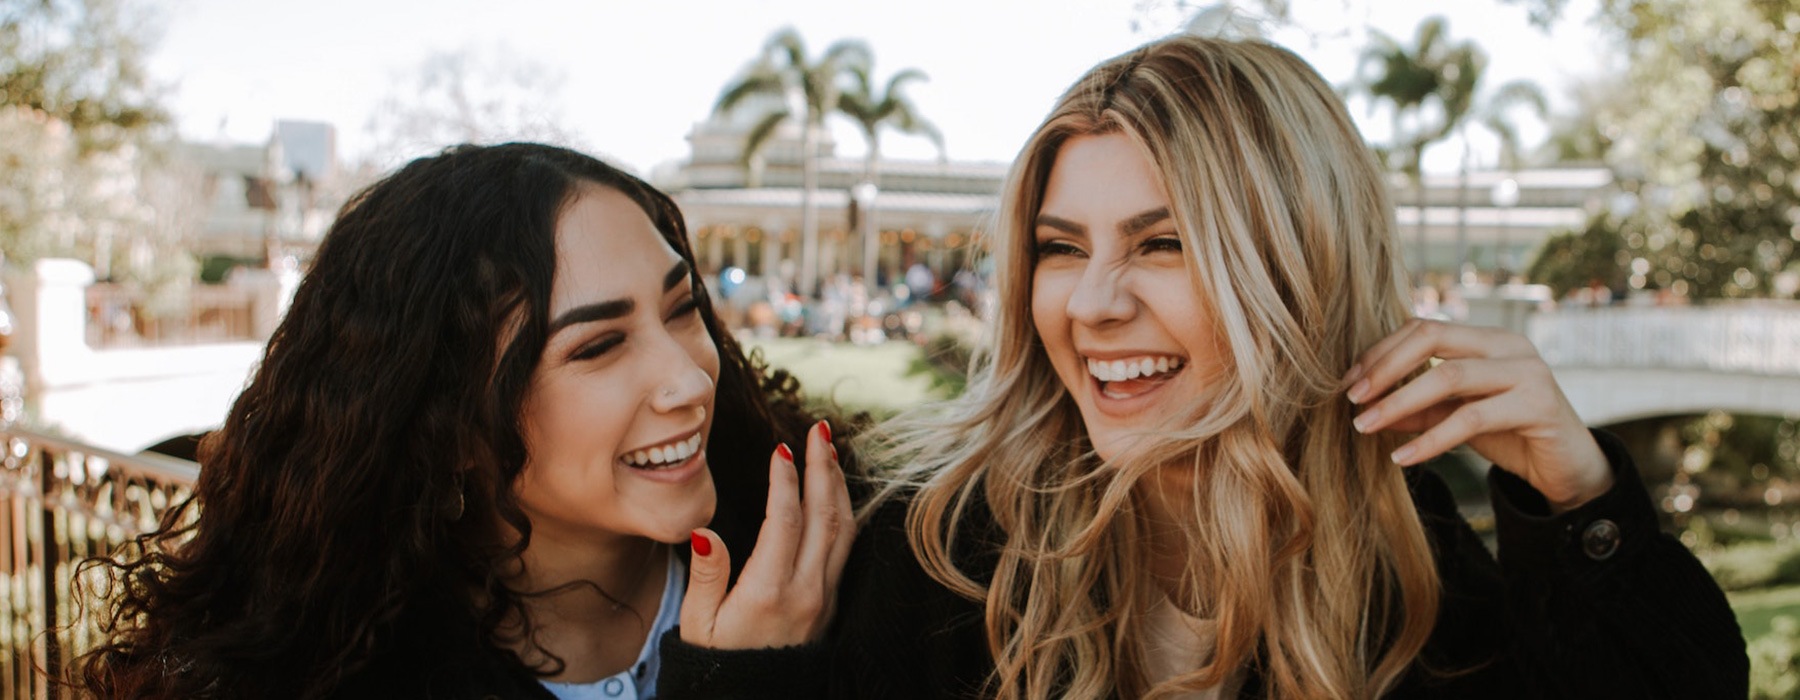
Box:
[336,430,1748,699]
[814,429,1747,699]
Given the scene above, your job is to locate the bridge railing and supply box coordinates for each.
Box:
[1529,303,1800,376]
[0,426,198,699]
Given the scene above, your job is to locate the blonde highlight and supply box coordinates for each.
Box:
[862,36,1438,699]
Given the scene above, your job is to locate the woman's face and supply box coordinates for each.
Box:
[1031,133,1224,461]
[515,184,720,546]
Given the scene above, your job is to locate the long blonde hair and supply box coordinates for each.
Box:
[862,36,1439,699]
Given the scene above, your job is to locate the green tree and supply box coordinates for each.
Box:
[1510,0,1799,300]
[714,28,870,298]
[836,62,943,285]
[1525,213,1630,298]
[1352,17,1483,275]
[0,0,197,310]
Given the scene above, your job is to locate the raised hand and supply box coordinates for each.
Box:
[680,420,855,648]
[1345,318,1613,513]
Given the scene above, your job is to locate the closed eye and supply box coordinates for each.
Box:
[1034,240,1086,259]
[1141,235,1182,254]
[667,294,703,323]
[570,332,625,362]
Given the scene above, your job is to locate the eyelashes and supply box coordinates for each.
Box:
[568,295,703,362]
[1032,235,1182,260]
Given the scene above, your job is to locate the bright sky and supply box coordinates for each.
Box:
[147,0,1612,176]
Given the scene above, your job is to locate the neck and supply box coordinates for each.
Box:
[515,525,669,623]
[1136,463,1203,606]
[504,526,672,681]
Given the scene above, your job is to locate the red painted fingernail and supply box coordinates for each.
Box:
[818,419,832,443]
[690,531,711,557]
[829,444,840,462]
[776,443,793,463]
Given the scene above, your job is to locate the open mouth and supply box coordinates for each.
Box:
[1085,355,1185,400]
[621,433,704,471]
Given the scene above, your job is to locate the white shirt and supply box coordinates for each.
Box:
[540,555,686,700]
[1141,592,1241,700]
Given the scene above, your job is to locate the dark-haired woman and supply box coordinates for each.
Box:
[71,143,853,699]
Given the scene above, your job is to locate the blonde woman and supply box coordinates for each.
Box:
[826,36,1745,699]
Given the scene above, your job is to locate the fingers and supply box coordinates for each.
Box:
[740,442,804,584]
[1346,319,1534,405]
[1351,358,1535,436]
[794,421,853,592]
[1387,393,1534,466]
[679,528,730,644]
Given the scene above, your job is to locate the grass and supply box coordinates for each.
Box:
[740,336,951,418]
[1734,584,1800,641]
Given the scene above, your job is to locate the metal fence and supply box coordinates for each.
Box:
[1530,303,1800,377]
[0,427,198,699]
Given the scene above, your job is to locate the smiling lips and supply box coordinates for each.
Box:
[622,433,704,470]
[1084,354,1185,400]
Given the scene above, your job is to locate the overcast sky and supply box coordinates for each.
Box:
[146,0,1612,175]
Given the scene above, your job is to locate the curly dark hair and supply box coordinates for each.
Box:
[68,143,840,699]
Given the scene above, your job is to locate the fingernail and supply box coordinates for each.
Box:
[1345,363,1364,384]
[1391,444,1416,465]
[829,444,840,462]
[690,531,712,557]
[818,419,833,444]
[1352,408,1380,433]
[776,443,793,463]
[1347,379,1370,404]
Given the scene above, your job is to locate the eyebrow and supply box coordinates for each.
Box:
[1033,207,1172,238]
[547,260,691,335]
[1120,207,1172,237]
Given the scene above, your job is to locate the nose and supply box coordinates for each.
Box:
[649,334,715,415]
[1064,260,1137,328]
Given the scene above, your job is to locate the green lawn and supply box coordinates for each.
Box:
[1734,584,1800,641]
[740,336,951,417]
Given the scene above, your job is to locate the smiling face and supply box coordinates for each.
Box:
[515,183,720,547]
[1030,132,1225,462]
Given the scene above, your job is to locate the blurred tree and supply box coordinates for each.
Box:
[364,45,582,170]
[1513,0,1799,300]
[1352,16,1482,275]
[714,27,870,298]
[0,0,196,314]
[0,0,165,150]
[1453,76,1548,274]
[837,61,942,284]
[1525,212,1630,298]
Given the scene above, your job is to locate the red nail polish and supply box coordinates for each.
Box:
[776,443,793,462]
[818,419,833,444]
[690,531,711,557]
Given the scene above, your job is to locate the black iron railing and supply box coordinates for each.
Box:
[0,427,197,699]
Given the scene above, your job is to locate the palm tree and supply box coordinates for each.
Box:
[714,28,870,298]
[1454,78,1548,277]
[1353,16,1482,277]
[836,63,943,286]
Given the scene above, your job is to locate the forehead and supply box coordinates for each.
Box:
[551,184,682,308]
[1040,133,1169,214]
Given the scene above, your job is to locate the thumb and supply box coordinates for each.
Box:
[680,528,730,644]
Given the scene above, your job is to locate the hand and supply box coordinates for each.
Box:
[1345,319,1612,513]
[680,421,855,648]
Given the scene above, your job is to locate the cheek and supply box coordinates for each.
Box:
[1029,271,1069,345]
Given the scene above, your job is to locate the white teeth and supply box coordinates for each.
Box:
[624,434,704,468]
[1086,355,1184,383]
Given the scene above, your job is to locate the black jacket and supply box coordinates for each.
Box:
[338,430,1747,699]
[817,429,1747,699]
